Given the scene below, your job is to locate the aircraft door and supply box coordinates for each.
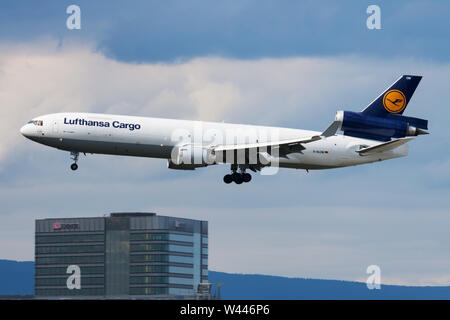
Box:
[52,120,59,134]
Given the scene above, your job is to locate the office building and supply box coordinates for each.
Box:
[34,212,208,299]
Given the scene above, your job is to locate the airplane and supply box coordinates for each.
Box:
[20,75,428,184]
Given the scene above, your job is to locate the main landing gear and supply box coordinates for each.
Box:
[70,151,79,171]
[223,165,252,184]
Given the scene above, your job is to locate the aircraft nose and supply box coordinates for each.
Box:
[20,124,32,137]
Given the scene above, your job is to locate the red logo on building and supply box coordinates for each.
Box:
[52,222,79,230]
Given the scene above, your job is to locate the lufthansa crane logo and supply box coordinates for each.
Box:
[383,90,406,113]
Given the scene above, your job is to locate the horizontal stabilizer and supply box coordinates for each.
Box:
[357,137,414,155]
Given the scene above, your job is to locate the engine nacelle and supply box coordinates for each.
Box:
[170,144,216,167]
[335,111,427,141]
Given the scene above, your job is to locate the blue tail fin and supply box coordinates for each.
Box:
[361,75,422,117]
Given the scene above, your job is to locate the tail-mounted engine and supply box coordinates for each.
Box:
[335,110,428,141]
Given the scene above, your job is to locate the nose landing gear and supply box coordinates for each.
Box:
[70,151,79,171]
[223,165,252,184]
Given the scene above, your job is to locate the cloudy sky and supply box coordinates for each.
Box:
[0,0,449,286]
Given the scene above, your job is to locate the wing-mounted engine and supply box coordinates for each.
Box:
[168,144,216,170]
[335,110,428,142]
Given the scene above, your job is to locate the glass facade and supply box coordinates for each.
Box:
[105,217,130,296]
[35,217,105,297]
[35,213,208,298]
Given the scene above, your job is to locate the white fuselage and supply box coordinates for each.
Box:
[20,112,408,170]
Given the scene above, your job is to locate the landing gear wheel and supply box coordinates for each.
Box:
[225,165,252,184]
[242,173,252,183]
[223,174,233,184]
[232,172,243,184]
[70,151,80,171]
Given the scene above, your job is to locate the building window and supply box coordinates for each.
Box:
[130,265,169,274]
[36,266,104,276]
[36,255,104,265]
[36,245,104,254]
[130,254,169,263]
[130,276,169,284]
[36,234,104,244]
[35,276,104,286]
[35,287,104,296]
[129,287,168,295]
[130,233,169,241]
[130,243,168,252]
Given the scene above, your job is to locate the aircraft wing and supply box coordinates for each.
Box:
[213,120,341,154]
[357,137,414,155]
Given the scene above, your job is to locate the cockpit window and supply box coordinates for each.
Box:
[29,120,43,126]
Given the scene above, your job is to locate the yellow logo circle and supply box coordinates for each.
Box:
[383,90,406,113]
